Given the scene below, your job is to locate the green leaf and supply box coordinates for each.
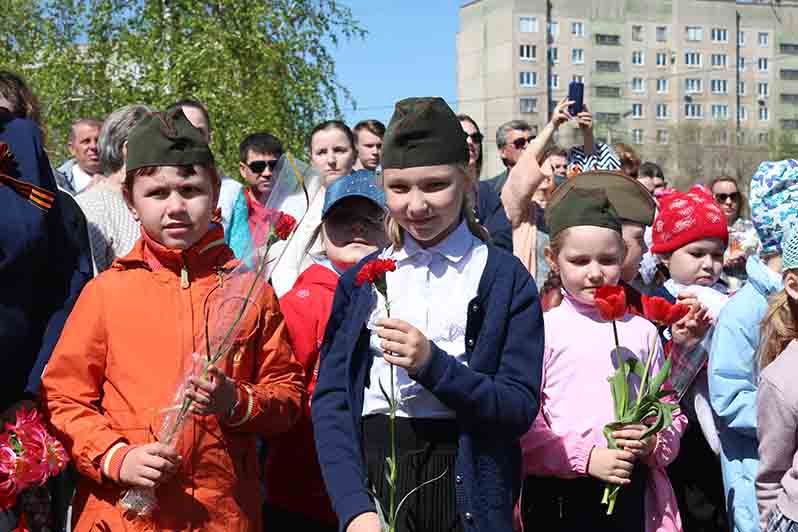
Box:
[649,357,673,396]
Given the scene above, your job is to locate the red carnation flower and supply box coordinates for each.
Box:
[355,259,396,288]
[641,296,690,327]
[595,285,627,322]
[274,213,296,241]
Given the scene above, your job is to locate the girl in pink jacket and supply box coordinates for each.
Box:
[519,186,687,532]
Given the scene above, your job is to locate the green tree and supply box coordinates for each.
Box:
[0,0,364,174]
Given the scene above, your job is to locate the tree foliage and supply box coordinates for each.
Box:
[0,0,365,173]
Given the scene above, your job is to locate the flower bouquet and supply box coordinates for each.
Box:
[1,407,69,524]
[594,286,687,514]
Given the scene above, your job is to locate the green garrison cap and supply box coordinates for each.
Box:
[546,170,656,228]
[381,97,469,169]
[126,108,213,174]
[548,187,622,238]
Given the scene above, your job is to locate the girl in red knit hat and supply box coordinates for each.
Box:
[650,185,731,532]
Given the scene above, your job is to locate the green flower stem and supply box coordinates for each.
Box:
[635,330,659,410]
[604,320,625,516]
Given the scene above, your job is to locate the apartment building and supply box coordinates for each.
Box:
[457,0,798,180]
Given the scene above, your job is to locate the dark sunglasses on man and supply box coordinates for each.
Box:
[512,136,531,150]
[247,159,279,174]
[714,192,739,203]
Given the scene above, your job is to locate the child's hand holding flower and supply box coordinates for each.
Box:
[612,424,657,459]
[376,318,432,376]
[187,365,238,418]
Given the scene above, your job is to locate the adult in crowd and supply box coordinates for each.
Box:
[485,119,534,194]
[166,99,243,233]
[269,120,357,297]
[226,132,284,258]
[710,175,761,292]
[532,146,567,210]
[637,161,665,195]
[56,118,102,195]
[709,160,798,532]
[0,107,92,532]
[457,113,512,252]
[0,71,47,143]
[352,119,384,171]
[75,104,150,273]
[614,142,641,179]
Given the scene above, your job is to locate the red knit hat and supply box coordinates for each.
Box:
[651,185,729,254]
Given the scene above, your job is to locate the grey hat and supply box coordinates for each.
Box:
[322,170,385,218]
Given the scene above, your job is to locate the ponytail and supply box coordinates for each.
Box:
[758,289,798,371]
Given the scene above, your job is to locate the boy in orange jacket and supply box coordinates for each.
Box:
[40,109,305,532]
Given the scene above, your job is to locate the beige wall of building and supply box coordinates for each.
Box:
[458,0,798,183]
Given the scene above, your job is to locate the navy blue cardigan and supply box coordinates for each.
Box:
[311,244,544,532]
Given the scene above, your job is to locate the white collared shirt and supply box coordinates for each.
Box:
[362,221,488,419]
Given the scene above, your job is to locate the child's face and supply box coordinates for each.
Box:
[382,164,464,248]
[323,197,387,271]
[125,166,217,250]
[547,226,625,305]
[661,238,725,286]
[621,223,647,283]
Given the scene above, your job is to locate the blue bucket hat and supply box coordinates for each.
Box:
[750,159,798,256]
[322,169,385,219]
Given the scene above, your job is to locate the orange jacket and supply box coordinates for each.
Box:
[40,227,305,532]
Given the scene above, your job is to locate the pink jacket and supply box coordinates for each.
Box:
[520,292,686,532]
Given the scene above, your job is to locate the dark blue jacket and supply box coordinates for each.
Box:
[476,180,512,252]
[0,112,92,411]
[311,244,544,532]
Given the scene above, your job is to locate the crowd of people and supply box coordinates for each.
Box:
[3,67,798,532]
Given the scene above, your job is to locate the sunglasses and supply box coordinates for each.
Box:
[466,132,484,144]
[512,137,531,150]
[714,192,739,203]
[247,159,279,174]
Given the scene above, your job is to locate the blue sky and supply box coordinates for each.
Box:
[333,1,462,126]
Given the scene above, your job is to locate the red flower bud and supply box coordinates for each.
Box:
[594,285,627,322]
[641,296,690,326]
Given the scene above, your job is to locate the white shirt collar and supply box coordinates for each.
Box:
[389,220,476,265]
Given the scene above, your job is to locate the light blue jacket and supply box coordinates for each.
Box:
[709,255,782,532]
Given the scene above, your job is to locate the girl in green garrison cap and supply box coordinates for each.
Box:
[312,97,545,532]
[39,109,305,532]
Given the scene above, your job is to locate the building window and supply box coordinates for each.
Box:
[738,56,746,71]
[711,79,728,94]
[656,26,667,42]
[758,57,769,72]
[595,86,622,98]
[686,78,703,94]
[549,74,560,89]
[759,132,769,144]
[632,129,644,144]
[758,82,769,98]
[738,81,746,95]
[739,105,748,121]
[783,119,798,129]
[632,50,644,65]
[711,28,728,43]
[657,129,669,144]
[571,48,584,64]
[759,32,769,47]
[572,74,584,83]
[657,79,669,93]
[519,71,537,87]
[711,54,727,68]
[782,69,798,81]
[685,52,702,67]
[711,104,729,120]
[632,103,644,118]
[632,25,643,42]
[685,103,703,118]
[781,93,798,104]
[520,44,536,61]
[520,97,537,114]
[548,21,560,39]
[596,34,621,46]
[632,77,645,93]
[656,103,668,119]
[781,43,798,55]
[656,52,668,67]
[760,106,769,121]
[596,60,621,72]
[519,17,538,33]
[686,26,703,42]
[718,129,729,145]
[739,31,745,46]
[571,22,585,37]
[549,47,559,63]
[595,112,622,124]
